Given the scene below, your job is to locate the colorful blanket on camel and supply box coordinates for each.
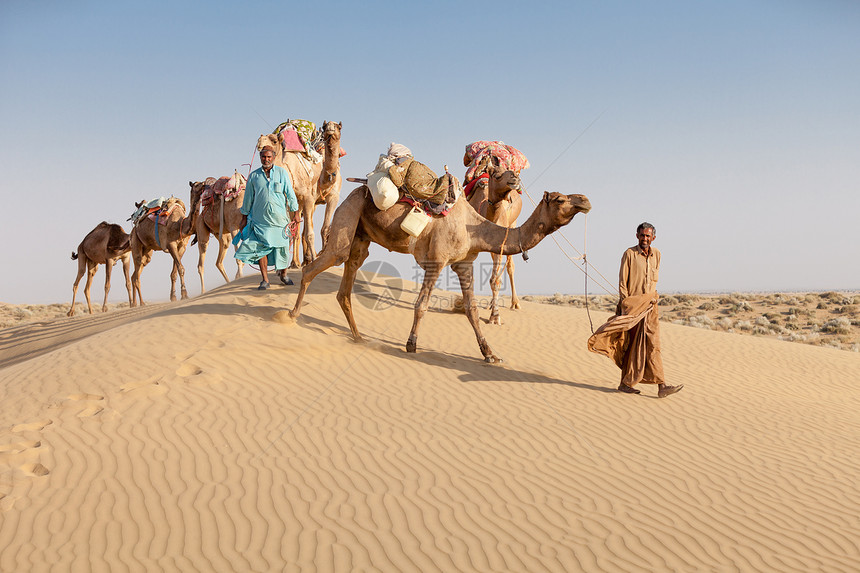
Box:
[463,140,530,184]
[274,119,319,157]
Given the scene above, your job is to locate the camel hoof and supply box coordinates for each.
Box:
[489,314,502,325]
[484,355,504,364]
[406,336,417,353]
[510,302,521,310]
[67,310,75,317]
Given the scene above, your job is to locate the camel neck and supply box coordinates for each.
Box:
[470,203,549,256]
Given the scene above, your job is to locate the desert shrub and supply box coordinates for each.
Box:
[658,295,678,306]
[821,317,852,335]
[698,301,719,311]
[731,301,754,313]
[817,302,827,310]
[755,316,771,327]
[688,315,715,329]
[676,294,701,303]
[718,296,738,305]
[736,320,753,331]
[779,332,807,342]
[752,325,770,335]
[764,312,782,324]
[821,291,841,301]
[834,305,857,315]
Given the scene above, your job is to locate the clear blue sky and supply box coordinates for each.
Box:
[2,0,858,304]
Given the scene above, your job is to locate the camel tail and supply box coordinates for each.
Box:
[71,251,78,260]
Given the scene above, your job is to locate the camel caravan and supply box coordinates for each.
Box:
[66,128,592,362]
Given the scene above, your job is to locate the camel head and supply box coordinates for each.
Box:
[538,191,592,233]
[182,180,207,236]
[256,132,283,155]
[486,157,522,201]
[322,120,342,143]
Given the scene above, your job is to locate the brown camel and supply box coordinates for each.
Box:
[467,158,524,325]
[129,182,204,306]
[68,222,133,316]
[289,186,591,362]
[256,120,343,266]
[193,172,246,292]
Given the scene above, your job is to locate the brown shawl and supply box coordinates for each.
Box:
[587,292,665,386]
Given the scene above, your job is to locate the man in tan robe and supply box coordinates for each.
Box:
[588,222,684,398]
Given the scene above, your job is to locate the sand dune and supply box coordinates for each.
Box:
[1,269,858,571]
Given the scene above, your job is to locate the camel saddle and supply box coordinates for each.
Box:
[397,171,463,216]
[388,158,451,205]
[201,175,245,208]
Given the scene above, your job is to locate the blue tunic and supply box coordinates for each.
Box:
[234,165,299,270]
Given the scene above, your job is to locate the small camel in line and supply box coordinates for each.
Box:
[68,222,133,316]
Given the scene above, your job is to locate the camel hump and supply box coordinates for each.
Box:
[106,223,130,254]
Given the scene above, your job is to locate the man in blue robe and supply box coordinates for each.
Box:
[235,146,300,289]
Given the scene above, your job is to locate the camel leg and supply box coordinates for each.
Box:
[83,260,98,315]
[302,202,316,265]
[121,254,133,307]
[101,259,114,312]
[215,233,231,284]
[290,190,365,318]
[488,252,505,325]
[289,226,302,269]
[452,261,502,363]
[507,255,520,310]
[336,236,372,341]
[406,263,443,354]
[132,248,152,307]
[167,242,188,301]
[320,195,337,252]
[196,226,210,293]
[68,254,88,316]
[232,235,244,279]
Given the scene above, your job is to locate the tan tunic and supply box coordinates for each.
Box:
[619,245,660,300]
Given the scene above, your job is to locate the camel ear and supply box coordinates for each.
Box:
[338,121,342,128]
[543,191,550,203]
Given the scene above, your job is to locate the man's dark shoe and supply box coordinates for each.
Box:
[617,383,641,395]
[258,281,270,290]
[279,274,294,286]
[658,384,684,398]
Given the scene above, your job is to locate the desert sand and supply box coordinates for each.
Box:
[1,268,859,572]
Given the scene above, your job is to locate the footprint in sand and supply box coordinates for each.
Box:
[176,363,203,377]
[21,463,50,477]
[174,362,222,385]
[11,420,53,433]
[118,377,167,399]
[67,393,104,402]
[48,393,105,417]
[0,440,41,454]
